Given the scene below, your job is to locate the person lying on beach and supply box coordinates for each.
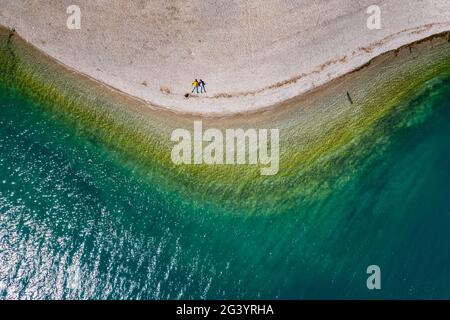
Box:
[192,79,199,94]
[199,79,206,93]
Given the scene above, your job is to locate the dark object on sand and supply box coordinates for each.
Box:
[184,93,190,98]
[346,91,354,104]
[7,28,16,44]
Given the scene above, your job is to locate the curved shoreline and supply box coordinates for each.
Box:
[1,0,449,116]
[3,24,450,119]
[2,24,450,214]
[2,7,450,299]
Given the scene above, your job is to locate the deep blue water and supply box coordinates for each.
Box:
[0,69,450,299]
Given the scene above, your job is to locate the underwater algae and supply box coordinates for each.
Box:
[1,26,450,299]
[1,26,450,216]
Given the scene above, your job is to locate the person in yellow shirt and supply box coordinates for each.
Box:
[192,79,199,94]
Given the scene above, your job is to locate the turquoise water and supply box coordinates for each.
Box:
[0,70,450,299]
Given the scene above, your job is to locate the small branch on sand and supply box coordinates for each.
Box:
[7,27,16,44]
[346,91,354,104]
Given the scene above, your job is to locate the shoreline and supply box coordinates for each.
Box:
[2,3,450,299]
[1,0,449,116]
[4,24,450,119]
[1,25,450,212]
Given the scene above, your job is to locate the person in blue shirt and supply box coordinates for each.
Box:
[199,79,206,93]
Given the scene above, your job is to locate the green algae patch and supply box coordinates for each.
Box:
[1,26,450,215]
